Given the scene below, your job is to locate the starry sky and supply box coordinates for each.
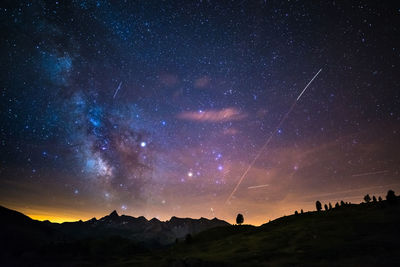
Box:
[1,0,400,225]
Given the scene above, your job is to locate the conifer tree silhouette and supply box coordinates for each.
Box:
[316,201,322,211]
[236,213,244,225]
[364,194,371,203]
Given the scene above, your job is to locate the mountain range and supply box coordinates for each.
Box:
[0,205,229,246]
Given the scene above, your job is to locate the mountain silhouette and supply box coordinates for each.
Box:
[105,210,119,219]
[0,206,229,249]
[1,196,400,266]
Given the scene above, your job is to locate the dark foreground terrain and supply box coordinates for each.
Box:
[1,198,400,266]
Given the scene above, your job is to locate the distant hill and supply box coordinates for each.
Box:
[1,196,400,266]
[0,205,64,261]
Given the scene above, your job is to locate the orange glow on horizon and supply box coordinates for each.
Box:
[28,214,82,223]
[4,183,397,226]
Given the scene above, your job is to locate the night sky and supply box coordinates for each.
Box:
[1,1,400,225]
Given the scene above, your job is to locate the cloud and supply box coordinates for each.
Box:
[177,108,247,122]
[223,128,238,135]
[194,76,210,88]
[159,73,179,87]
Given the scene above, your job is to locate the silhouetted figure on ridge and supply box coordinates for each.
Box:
[316,201,322,212]
[372,196,377,202]
[236,213,244,225]
[335,202,339,208]
[340,200,345,206]
[378,196,383,202]
[329,203,333,210]
[324,204,328,211]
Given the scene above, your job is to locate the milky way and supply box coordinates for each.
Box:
[1,1,399,224]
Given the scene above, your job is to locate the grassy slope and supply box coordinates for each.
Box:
[120,202,400,266]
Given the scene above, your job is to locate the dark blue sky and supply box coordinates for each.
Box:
[1,0,399,224]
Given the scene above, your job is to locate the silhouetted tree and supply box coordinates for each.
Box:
[236,213,244,225]
[185,234,192,243]
[295,210,298,215]
[315,201,322,211]
[364,194,371,203]
[335,202,339,208]
[324,204,328,211]
[329,203,332,210]
[386,190,397,205]
[372,196,377,202]
[301,209,304,214]
[378,196,383,202]
[340,200,345,206]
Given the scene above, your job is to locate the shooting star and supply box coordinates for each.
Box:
[352,170,389,177]
[248,184,269,189]
[297,68,322,101]
[225,68,322,204]
[113,81,123,99]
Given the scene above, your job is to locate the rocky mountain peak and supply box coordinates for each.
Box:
[109,210,119,217]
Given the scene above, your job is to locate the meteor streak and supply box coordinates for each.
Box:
[225,68,322,204]
[248,184,269,189]
[113,81,123,99]
[352,170,389,177]
[297,68,322,101]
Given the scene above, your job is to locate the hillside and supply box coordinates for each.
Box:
[1,197,400,266]
[130,199,400,266]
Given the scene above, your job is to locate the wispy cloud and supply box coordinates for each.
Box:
[159,73,178,87]
[177,108,247,122]
[223,128,238,135]
[194,76,210,88]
